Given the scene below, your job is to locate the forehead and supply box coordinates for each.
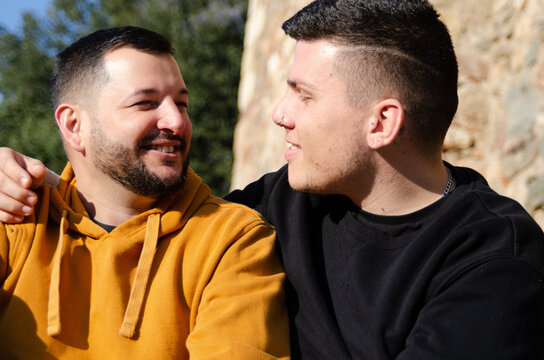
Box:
[289,40,341,87]
[102,47,186,91]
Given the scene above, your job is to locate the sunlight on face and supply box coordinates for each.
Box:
[87,47,193,197]
[273,40,375,196]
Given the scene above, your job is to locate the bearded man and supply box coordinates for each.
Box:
[0,26,289,359]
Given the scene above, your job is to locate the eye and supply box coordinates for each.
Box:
[174,102,189,114]
[176,101,188,110]
[298,92,311,102]
[134,100,158,109]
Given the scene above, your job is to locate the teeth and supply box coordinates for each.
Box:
[287,143,299,150]
[150,145,175,153]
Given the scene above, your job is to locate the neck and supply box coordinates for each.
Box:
[71,162,158,226]
[352,157,449,216]
[77,188,157,227]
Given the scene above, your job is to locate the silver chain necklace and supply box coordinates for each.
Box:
[442,167,455,197]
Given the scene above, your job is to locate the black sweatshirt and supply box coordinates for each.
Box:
[226,163,544,360]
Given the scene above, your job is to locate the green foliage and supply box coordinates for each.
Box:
[0,17,67,174]
[0,0,247,195]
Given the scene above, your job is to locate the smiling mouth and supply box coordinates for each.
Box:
[139,133,187,154]
[147,145,177,153]
[287,142,300,150]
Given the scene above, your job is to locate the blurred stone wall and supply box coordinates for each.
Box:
[232,0,544,226]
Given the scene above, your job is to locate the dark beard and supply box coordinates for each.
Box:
[102,149,189,198]
[91,125,189,198]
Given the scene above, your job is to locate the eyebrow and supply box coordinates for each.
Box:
[287,79,317,92]
[126,87,190,99]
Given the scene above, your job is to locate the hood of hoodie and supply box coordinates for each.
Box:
[49,163,211,241]
[45,162,211,339]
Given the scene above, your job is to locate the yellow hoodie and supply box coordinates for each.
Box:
[0,163,289,359]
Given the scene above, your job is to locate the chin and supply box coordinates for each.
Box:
[287,172,329,195]
[153,169,181,180]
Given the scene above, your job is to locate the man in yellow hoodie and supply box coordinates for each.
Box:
[0,26,289,359]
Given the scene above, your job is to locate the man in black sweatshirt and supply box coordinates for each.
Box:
[0,0,543,359]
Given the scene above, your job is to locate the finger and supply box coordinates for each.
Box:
[0,191,35,222]
[0,209,25,224]
[0,147,35,189]
[22,156,47,188]
[0,172,38,206]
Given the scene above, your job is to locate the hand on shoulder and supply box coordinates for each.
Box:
[0,147,49,223]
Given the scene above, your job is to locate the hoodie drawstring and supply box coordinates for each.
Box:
[47,209,69,337]
[47,210,160,339]
[119,213,160,338]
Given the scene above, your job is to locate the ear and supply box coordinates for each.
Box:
[55,104,86,153]
[367,98,404,150]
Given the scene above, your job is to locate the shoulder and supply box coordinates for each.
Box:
[202,194,273,228]
[190,195,276,248]
[442,164,544,272]
[178,195,279,265]
[449,165,541,230]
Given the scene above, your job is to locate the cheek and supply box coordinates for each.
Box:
[302,114,340,144]
[313,123,364,163]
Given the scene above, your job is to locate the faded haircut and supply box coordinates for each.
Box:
[282,0,459,152]
[50,26,174,111]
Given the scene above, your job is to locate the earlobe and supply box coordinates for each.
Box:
[367,99,404,150]
[55,104,85,153]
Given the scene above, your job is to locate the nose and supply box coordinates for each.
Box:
[156,98,189,135]
[272,94,292,129]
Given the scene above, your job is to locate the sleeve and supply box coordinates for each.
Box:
[225,180,267,213]
[397,257,544,360]
[185,216,290,359]
[225,166,289,216]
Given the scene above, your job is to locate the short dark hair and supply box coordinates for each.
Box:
[50,26,174,110]
[282,0,459,152]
